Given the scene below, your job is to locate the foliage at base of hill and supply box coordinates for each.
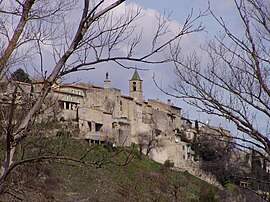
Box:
[0,136,263,202]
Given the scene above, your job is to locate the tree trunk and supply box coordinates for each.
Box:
[0,86,18,194]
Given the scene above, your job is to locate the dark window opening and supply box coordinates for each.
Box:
[133,82,136,91]
[59,101,64,109]
[76,108,79,122]
[88,121,92,131]
[95,123,103,132]
[154,129,162,136]
[120,101,123,111]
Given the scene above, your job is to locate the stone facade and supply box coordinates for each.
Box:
[45,70,196,166]
[0,70,200,167]
[1,70,237,188]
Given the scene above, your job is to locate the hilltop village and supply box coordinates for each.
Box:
[0,70,230,169]
[5,69,270,191]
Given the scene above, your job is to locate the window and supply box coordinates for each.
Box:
[182,145,185,150]
[88,122,92,131]
[72,90,75,94]
[59,101,64,109]
[133,82,136,91]
[95,123,103,132]
[66,95,73,101]
[183,155,185,160]
[120,101,123,111]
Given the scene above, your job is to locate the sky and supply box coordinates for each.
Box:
[12,0,241,130]
[3,0,262,149]
[64,0,241,128]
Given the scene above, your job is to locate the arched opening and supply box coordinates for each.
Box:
[133,81,136,91]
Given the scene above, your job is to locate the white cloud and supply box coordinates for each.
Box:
[66,0,206,102]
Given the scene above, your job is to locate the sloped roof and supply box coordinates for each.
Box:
[130,70,141,81]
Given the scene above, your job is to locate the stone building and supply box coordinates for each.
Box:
[48,70,194,166]
[0,70,197,167]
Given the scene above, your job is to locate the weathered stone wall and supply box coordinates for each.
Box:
[78,107,112,141]
[149,139,188,166]
[130,122,152,144]
[112,122,132,146]
[173,161,223,189]
[148,99,170,112]
[142,103,152,124]
[120,96,132,119]
[151,109,173,136]
[86,87,123,118]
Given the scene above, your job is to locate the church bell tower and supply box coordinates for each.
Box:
[129,70,143,102]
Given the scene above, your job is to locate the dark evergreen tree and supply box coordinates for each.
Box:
[194,134,233,185]
[11,68,32,83]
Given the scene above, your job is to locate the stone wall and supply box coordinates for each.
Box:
[173,161,223,189]
[149,139,188,166]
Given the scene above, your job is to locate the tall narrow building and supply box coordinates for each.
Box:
[129,70,143,102]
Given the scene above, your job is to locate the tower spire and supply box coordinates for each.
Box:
[131,69,141,81]
[129,69,143,102]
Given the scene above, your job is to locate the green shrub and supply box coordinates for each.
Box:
[56,130,70,137]
[199,187,220,202]
[163,160,174,168]
[161,160,174,173]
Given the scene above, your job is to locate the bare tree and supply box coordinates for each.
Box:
[138,126,163,159]
[193,126,232,185]
[161,0,270,160]
[0,0,205,194]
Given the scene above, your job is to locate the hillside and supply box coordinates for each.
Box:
[0,137,260,202]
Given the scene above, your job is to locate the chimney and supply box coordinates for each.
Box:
[167,99,171,105]
[104,80,111,89]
